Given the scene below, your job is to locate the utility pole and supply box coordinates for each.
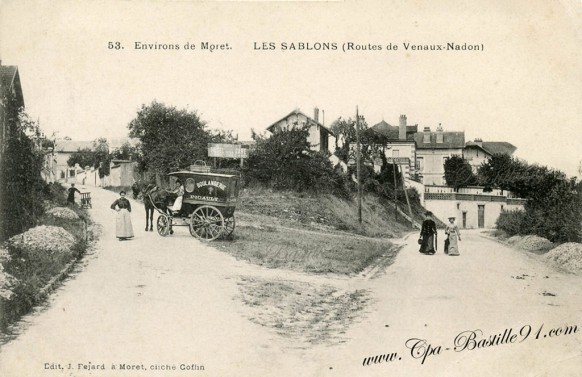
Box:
[356,106,362,224]
[400,161,414,226]
[393,160,398,220]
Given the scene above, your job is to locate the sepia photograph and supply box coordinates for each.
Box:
[1,0,581,376]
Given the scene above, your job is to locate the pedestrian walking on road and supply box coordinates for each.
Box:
[67,183,81,205]
[419,211,437,255]
[110,190,134,241]
[445,216,461,256]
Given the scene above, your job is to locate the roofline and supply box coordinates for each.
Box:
[464,142,517,155]
[463,144,488,152]
[416,146,465,150]
[266,109,334,136]
[1,66,25,108]
[375,140,415,144]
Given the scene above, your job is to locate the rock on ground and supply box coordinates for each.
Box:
[0,248,17,300]
[7,225,75,255]
[545,242,582,273]
[507,234,554,251]
[46,206,80,220]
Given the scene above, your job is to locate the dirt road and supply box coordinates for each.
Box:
[1,186,581,377]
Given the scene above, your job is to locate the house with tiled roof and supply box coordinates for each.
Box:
[371,116,418,140]
[54,139,95,182]
[369,115,418,179]
[413,124,465,185]
[463,139,517,172]
[266,108,334,153]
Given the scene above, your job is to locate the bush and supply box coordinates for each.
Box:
[496,210,529,237]
[243,127,351,197]
[481,155,582,243]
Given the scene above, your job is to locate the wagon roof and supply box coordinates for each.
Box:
[168,171,238,178]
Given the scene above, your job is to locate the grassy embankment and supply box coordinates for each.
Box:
[0,184,92,336]
[213,186,427,275]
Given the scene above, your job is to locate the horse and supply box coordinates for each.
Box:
[143,185,177,231]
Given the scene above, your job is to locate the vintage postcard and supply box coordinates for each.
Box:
[1,0,581,376]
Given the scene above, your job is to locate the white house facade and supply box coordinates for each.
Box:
[413,124,465,186]
[420,185,526,229]
[463,139,517,172]
[266,108,334,153]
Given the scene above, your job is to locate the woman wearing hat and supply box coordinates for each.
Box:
[110,190,134,240]
[445,216,461,256]
[419,211,438,255]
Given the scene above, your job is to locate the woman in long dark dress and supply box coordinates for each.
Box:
[419,211,437,254]
[110,190,134,240]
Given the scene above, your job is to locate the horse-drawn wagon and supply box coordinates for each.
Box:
[146,170,239,241]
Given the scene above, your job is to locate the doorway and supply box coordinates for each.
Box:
[478,205,485,228]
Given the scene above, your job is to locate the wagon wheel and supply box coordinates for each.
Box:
[157,215,171,237]
[189,205,224,241]
[222,215,235,239]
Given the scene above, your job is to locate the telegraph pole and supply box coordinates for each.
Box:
[393,159,398,220]
[356,106,362,224]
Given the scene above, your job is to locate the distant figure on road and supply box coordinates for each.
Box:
[67,183,81,205]
[419,211,437,255]
[131,182,140,199]
[445,216,461,256]
[110,190,134,241]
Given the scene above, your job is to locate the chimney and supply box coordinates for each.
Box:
[436,123,443,132]
[314,107,319,123]
[423,126,431,132]
[399,114,407,140]
[474,138,483,147]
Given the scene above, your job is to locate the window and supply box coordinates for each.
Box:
[416,157,424,171]
[393,149,400,157]
[320,129,328,152]
[436,134,444,143]
[423,133,430,143]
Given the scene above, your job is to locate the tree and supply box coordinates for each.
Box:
[477,154,526,192]
[330,116,378,164]
[67,148,95,169]
[330,117,357,163]
[481,154,582,242]
[111,141,140,161]
[0,92,45,240]
[65,138,112,178]
[93,138,111,178]
[243,126,348,195]
[210,129,237,144]
[444,155,477,190]
[128,101,210,176]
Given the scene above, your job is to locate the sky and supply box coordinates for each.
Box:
[2,0,582,176]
